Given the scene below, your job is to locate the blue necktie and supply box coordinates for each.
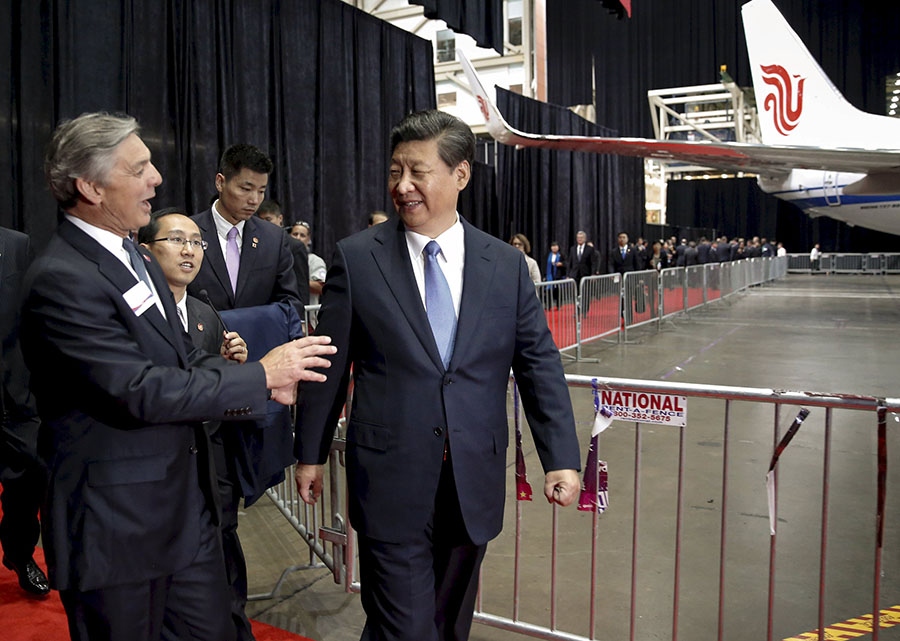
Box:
[123,237,154,291]
[424,240,456,368]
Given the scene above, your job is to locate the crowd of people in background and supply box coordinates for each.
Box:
[507,232,789,284]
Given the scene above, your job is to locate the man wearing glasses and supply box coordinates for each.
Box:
[139,208,248,361]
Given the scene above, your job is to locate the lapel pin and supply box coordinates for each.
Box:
[197,322,204,332]
[252,237,259,248]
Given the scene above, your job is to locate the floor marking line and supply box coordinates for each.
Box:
[659,326,740,380]
[782,606,900,640]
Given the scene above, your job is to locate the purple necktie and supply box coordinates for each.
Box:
[226,226,240,293]
[424,241,456,368]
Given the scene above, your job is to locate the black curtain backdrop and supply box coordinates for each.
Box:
[547,0,900,250]
[0,0,436,258]
[458,160,498,237]
[412,0,505,53]
[496,88,635,275]
[667,178,900,253]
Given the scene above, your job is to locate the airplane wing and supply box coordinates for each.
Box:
[458,52,900,177]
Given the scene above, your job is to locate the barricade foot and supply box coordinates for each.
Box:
[248,562,326,601]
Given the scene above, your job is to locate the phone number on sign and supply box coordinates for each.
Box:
[614,410,683,423]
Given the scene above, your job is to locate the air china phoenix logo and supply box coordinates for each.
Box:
[760,64,805,136]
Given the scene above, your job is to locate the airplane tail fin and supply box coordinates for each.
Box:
[742,0,868,147]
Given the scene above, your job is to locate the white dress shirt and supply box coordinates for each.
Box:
[211,200,246,257]
[404,214,464,317]
[66,215,167,318]
[174,292,189,332]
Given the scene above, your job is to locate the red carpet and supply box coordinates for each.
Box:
[0,498,314,640]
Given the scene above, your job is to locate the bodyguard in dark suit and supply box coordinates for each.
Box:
[186,145,305,641]
[716,236,732,262]
[566,231,598,281]
[0,226,49,596]
[21,113,335,641]
[684,241,699,266]
[697,237,711,264]
[609,232,640,274]
[187,144,302,316]
[294,111,581,641]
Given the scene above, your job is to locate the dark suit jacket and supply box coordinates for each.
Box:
[609,245,640,274]
[20,220,268,592]
[697,242,711,264]
[186,294,223,355]
[716,243,731,262]
[295,218,581,546]
[187,209,301,314]
[0,227,40,475]
[684,247,699,266]
[566,243,597,280]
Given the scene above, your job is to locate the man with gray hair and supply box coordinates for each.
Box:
[21,112,336,641]
[294,110,581,641]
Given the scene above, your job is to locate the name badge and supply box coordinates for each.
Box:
[123,281,156,317]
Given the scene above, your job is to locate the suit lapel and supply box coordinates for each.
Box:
[57,221,187,364]
[449,218,496,370]
[196,210,235,306]
[370,222,445,372]
[235,216,260,301]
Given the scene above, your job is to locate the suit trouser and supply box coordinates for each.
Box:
[211,431,255,641]
[0,464,44,565]
[59,508,234,641]
[357,448,487,641]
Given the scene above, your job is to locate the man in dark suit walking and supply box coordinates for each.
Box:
[294,110,581,641]
[0,226,49,596]
[566,230,598,281]
[187,145,305,641]
[609,232,640,275]
[21,113,335,641]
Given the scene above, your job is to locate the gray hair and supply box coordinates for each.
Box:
[45,112,140,209]
[390,110,474,169]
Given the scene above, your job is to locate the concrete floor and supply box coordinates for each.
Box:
[243,274,900,641]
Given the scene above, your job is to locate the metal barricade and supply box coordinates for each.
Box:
[253,423,348,599]
[535,279,579,356]
[705,263,721,301]
[577,274,622,351]
[719,262,734,298]
[467,376,900,641]
[622,270,659,341]
[864,254,883,274]
[306,375,898,641]
[660,267,685,320]
[787,254,811,272]
[883,253,900,274]
[684,265,706,311]
[818,254,833,273]
[831,253,864,273]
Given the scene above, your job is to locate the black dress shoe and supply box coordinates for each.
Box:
[3,556,50,596]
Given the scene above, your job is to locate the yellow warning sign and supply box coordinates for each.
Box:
[783,605,900,640]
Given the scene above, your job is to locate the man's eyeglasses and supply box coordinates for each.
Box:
[147,236,209,251]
